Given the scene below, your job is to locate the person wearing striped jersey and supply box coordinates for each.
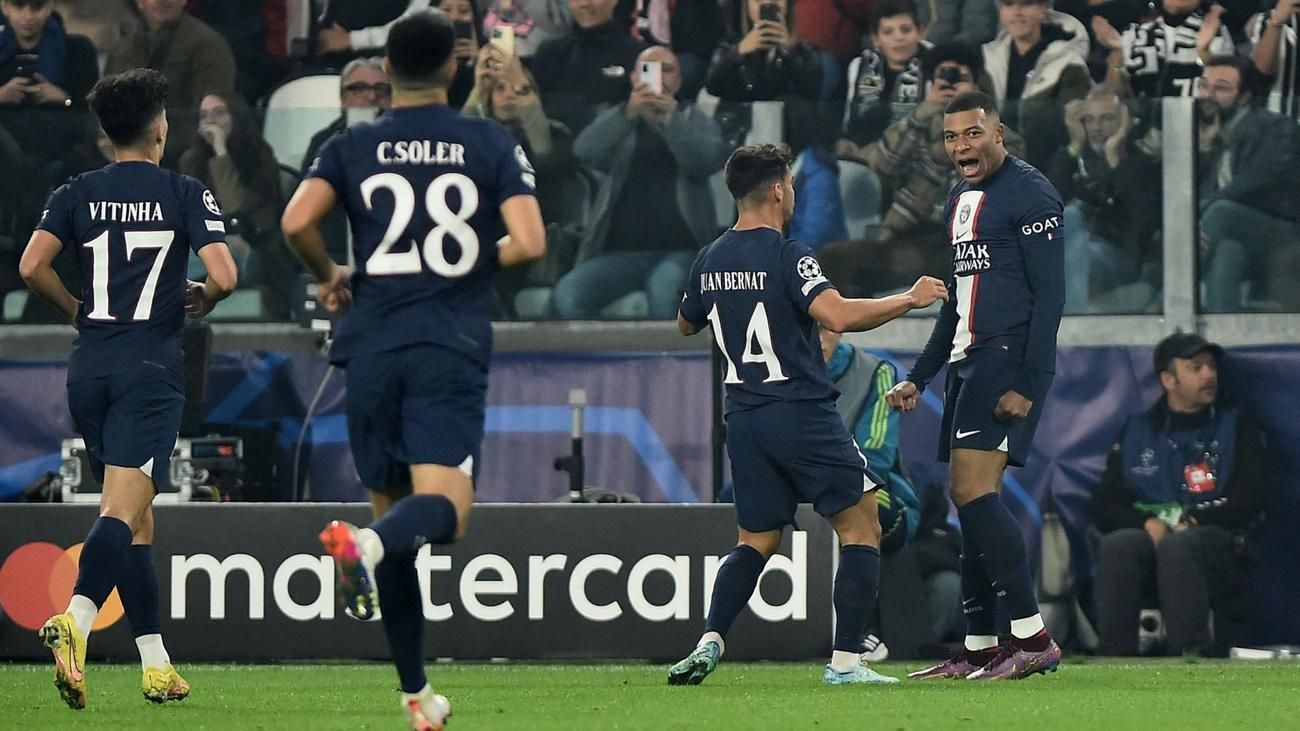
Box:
[886,90,1065,681]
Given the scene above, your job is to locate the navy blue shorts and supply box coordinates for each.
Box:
[938,344,1052,468]
[67,372,184,489]
[725,400,880,533]
[344,344,488,490]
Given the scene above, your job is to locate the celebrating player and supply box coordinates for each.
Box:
[281,9,545,731]
[669,143,947,686]
[886,91,1065,680]
[21,68,238,709]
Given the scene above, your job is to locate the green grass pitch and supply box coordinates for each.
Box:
[3,659,1299,729]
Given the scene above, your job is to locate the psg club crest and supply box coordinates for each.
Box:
[959,205,971,225]
[796,256,822,281]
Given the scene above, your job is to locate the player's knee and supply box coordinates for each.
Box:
[738,529,782,558]
[948,479,993,508]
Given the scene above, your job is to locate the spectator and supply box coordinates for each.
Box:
[315,0,433,70]
[705,0,824,102]
[837,0,931,155]
[300,57,392,263]
[1195,56,1300,312]
[792,0,873,99]
[464,44,575,225]
[818,326,922,661]
[638,0,727,99]
[1248,0,1300,118]
[532,0,644,135]
[0,0,97,108]
[554,46,730,318]
[919,0,999,46]
[1046,88,1162,313]
[983,0,1090,166]
[189,0,284,105]
[481,0,572,61]
[1093,0,1234,98]
[0,0,98,202]
[463,39,583,316]
[105,0,236,166]
[819,42,1027,295]
[1092,333,1268,657]
[439,0,484,109]
[54,0,135,68]
[180,90,298,319]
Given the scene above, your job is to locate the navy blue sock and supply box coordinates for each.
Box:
[703,545,767,637]
[375,551,427,694]
[117,545,162,637]
[958,493,1039,623]
[957,516,998,637]
[72,517,133,606]
[832,545,880,653]
[371,494,458,555]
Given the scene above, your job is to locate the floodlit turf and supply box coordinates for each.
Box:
[3,659,1300,729]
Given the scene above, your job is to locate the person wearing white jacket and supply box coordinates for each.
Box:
[982,0,1090,166]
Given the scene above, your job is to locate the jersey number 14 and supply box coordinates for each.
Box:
[361,172,481,277]
[706,302,788,383]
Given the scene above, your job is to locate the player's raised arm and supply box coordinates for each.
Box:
[497,194,546,268]
[19,229,79,328]
[808,276,948,333]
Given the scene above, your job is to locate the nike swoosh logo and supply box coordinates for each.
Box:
[956,429,981,439]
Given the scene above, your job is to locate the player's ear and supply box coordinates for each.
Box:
[996,121,1005,144]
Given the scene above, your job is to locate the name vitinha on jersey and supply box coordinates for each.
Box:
[377,140,466,166]
[88,201,163,222]
[700,271,768,292]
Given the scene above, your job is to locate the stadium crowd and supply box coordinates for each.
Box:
[0,0,1298,322]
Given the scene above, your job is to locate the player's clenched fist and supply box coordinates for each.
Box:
[885,380,920,412]
[317,264,353,312]
[908,276,948,308]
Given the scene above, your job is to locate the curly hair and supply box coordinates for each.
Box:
[87,68,169,147]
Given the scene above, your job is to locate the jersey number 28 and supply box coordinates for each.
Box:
[361,172,480,277]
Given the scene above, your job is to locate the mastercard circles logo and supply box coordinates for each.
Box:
[0,542,124,631]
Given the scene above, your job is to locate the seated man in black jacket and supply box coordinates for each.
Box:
[1091,333,1269,657]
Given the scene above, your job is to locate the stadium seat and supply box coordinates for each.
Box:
[2,290,27,322]
[263,74,341,171]
[209,289,265,321]
[837,159,881,238]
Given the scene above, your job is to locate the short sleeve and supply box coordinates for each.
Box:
[781,239,834,313]
[677,250,707,326]
[493,123,538,204]
[304,131,348,193]
[35,183,76,247]
[186,178,228,253]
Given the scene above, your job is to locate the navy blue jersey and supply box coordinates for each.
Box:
[907,155,1065,398]
[679,227,838,413]
[305,104,536,367]
[36,161,227,386]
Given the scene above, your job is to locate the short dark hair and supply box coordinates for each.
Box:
[386,9,455,89]
[945,90,999,117]
[87,68,169,147]
[923,41,983,84]
[868,0,919,35]
[1203,55,1259,97]
[725,144,793,202]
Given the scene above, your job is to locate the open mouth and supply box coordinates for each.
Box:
[957,157,980,177]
